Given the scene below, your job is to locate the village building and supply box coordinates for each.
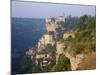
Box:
[45,16,65,33]
[37,33,55,49]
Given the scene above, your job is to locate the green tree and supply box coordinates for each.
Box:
[45,44,56,53]
[51,54,71,71]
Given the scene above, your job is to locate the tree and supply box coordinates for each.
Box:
[45,44,56,53]
[51,54,71,72]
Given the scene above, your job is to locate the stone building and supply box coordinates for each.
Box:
[37,33,55,49]
[45,16,65,33]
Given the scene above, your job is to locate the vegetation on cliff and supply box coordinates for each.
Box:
[63,15,96,56]
[51,54,71,72]
[45,44,56,53]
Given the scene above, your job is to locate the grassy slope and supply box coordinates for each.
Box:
[77,52,96,70]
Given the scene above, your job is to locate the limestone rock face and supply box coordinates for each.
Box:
[63,32,75,39]
[37,16,65,49]
[56,41,85,70]
[56,41,65,64]
[37,34,55,49]
[56,41,65,55]
[65,53,84,70]
[46,21,56,33]
[46,16,65,33]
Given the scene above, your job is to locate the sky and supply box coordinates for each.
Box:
[11,1,96,18]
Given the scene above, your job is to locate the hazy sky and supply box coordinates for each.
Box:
[12,1,96,18]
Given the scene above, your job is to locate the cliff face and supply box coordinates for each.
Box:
[26,16,81,70]
[56,41,85,70]
[46,16,65,33]
[26,16,65,69]
[37,34,55,49]
[55,31,85,70]
[56,41,65,64]
[37,16,65,50]
[26,15,96,72]
[64,52,84,70]
[15,14,96,74]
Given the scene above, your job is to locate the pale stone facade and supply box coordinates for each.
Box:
[37,34,55,49]
[36,54,45,59]
[45,16,65,33]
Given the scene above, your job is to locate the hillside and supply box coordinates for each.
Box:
[60,15,96,70]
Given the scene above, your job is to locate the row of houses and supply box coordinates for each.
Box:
[26,45,53,68]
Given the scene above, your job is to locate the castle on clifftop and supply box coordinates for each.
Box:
[46,16,65,33]
[37,16,65,49]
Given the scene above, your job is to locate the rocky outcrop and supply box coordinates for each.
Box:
[56,42,85,70]
[63,31,75,39]
[56,33,85,70]
[37,16,65,50]
[26,16,85,71]
[37,33,55,49]
[64,52,84,70]
[56,41,65,64]
[46,16,65,33]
